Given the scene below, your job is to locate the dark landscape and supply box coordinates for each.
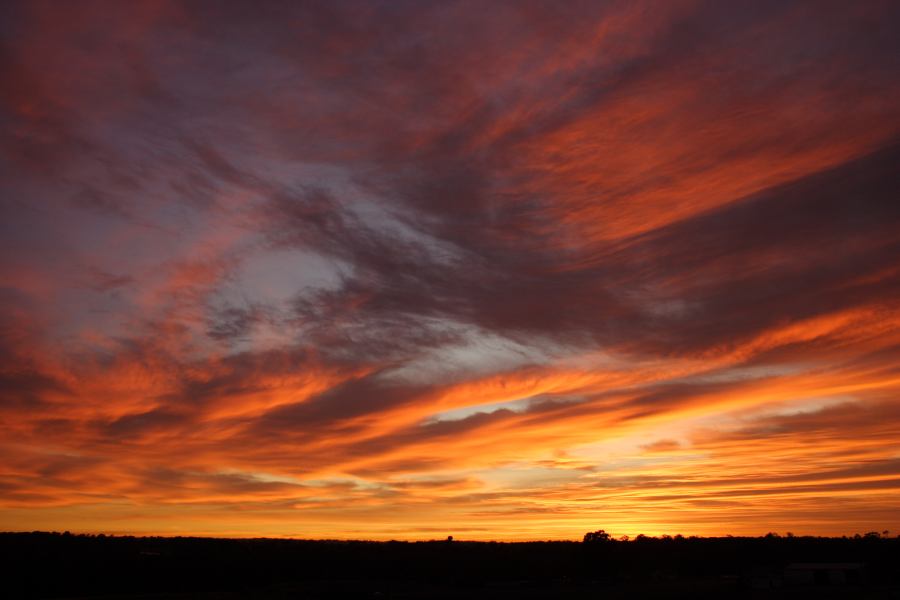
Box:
[3,531,899,599]
[3,2,900,599]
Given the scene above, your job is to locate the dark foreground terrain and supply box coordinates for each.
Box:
[2,531,899,599]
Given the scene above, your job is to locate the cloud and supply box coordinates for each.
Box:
[1,0,899,539]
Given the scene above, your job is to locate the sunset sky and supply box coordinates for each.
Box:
[2,0,900,540]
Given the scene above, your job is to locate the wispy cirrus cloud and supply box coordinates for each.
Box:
[1,0,899,539]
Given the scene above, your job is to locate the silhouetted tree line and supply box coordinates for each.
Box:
[0,530,898,598]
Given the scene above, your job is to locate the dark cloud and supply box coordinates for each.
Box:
[253,374,432,437]
[206,305,266,343]
[697,400,900,443]
[85,269,135,293]
[102,407,187,439]
[0,369,71,410]
[268,137,900,364]
[614,141,900,352]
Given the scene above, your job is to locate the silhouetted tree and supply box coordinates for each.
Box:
[583,530,611,543]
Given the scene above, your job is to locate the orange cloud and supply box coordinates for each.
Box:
[1,0,899,540]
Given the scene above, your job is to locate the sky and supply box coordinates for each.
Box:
[1,0,899,541]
